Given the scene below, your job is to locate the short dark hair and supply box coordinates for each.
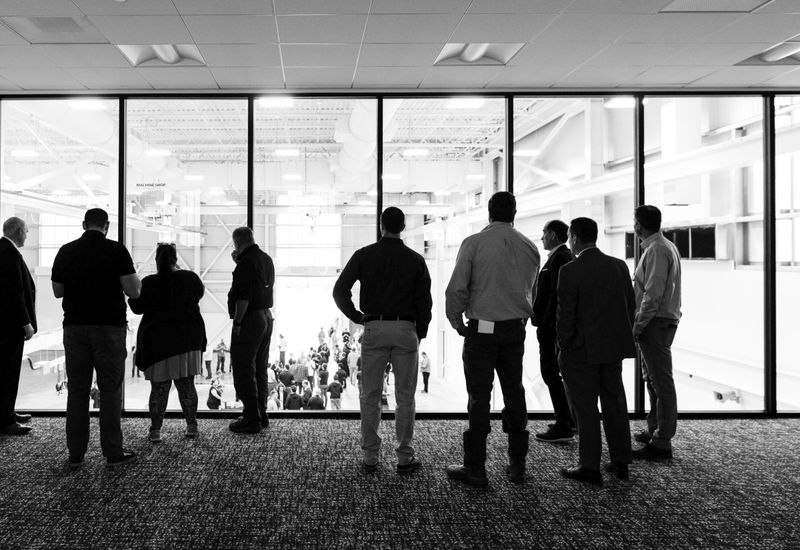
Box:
[381,207,405,234]
[544,219,568,242]
[569,217,598,244]
[488,191,516,223]
[84,208,108,228]
[635,205,662,232]
[155,243,177,276]
[232,226,254,247]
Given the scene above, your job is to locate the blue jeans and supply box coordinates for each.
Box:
[638,317,679,450]
[360,320,419,466]
[64,325,127,458]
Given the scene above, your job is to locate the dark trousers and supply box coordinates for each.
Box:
[149,376,198,429]
[231,310,272,426]
[536,326,572,428]
[422,371,430,392]
[0,333,24,427]
[560,356,632,471]
[216,356,225,372]
[462,319,528,460]
[64,325,127,458]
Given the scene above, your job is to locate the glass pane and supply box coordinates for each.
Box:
[124,99,248,411]
[514,97,636,412]
[776,95,800,411]
[644,96,764,411]
[256,97,376,411]
[1,99,119,410]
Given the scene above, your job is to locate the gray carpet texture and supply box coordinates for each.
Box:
[0,418,796,549]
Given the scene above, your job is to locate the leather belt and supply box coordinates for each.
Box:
[363,314,415,323]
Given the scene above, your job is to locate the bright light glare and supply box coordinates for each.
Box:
[275,148,300,157]
[258,96,294,108]
[208,188,225,196]
[145,148,171,157]
[415,199,430,205]
[381,174,401,180]
[367,189,377,196]
[604,97,636,109]
[513,149,540,157]
[402,148,429,157]
[224,200,239,206]
[68,99,107,111]
[446,97,485,109]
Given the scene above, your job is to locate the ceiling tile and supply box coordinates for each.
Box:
[0,46,59,68]
[358,43,442,66]
[370,0,470,14]
[420,66,504,88]
[72,0,178,16]
[0,0,82,16]
[622,13,743,43]
[555,65,647,87]
[0,74,21,90]
[0,68,86,90]
[666,42,773,65]
[468,0,568,13]
[762,68,800,86]
[486,65,576,88]
[277,15,367,44]
[282,44,359,67]
[353,66,427,87]
[711,14,800,43]
[33,44,131,68]
[173,0,273,15]
[89,15,193,44]
[566,0,674,13]
[137,67,219,89]
[0,23,26,44]
[184,16,278,44]
[275,0,371,15]
[364,14,461,43]
[755,0,800,13]
[628,66,718,85]
[210,67,285,88]
[585,43,687,66]
[533,13,647,45]
[688,65,797,86]
[68,67,152,89]
[198,44,281,67]
[284,67,354,87]
[450,14,556,43]
[509,41,610,67]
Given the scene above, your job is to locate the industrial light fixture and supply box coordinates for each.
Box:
[447,97,485,109]
[402,148,430,157]
[117,44,205,67]
[275,148,300,157]
[259,97,294,108]
[435,43,525,66]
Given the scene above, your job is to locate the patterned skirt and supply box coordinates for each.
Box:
[144,350,203,383]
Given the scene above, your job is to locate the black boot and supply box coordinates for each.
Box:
[447,431,488,487]
[506,431,529,484]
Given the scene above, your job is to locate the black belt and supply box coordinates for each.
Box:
[363,314,415,323]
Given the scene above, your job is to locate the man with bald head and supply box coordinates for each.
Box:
[0,216,37,435]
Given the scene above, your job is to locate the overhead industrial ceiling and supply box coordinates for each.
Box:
[2,0,800,92]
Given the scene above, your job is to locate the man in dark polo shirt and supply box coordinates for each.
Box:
[51,208,141,468]
[333,207,432,475]
[227,226,274,434]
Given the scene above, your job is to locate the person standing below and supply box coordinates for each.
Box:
[419,352,431,393]
[278,334,287,366]
[326,376,343,410]
[333,206,432,475]
[347,346,360,387]
[531,220,575,443]
[632,205,682,460]
[556,217,635,484]
[128,243,206,443]
[445,192,539,487]
[0,217,36,435]
[227,226,275,434]
[51,208,141,467]
[214,340,228,374]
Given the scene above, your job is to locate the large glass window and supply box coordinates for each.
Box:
[514,97,636,411]
[644,96,764,411]
[1,99,119,410]
[123,98,248,411]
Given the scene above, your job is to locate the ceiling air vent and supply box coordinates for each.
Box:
[435,43,525,66]
[1,16,107,43]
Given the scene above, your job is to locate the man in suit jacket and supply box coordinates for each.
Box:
[531,219,575,443]
[0,217,37,435]
[556,217,635,484]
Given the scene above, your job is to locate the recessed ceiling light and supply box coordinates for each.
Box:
[466,174,486,180]
[11,149,39,158]
[447,97,485,109]
[259,97,294,108]
[145,148,171,157]
[184,175,204,181]
[402,148,429,157]
[275,148,300,157]
[513,149,540,157]
[282,174,303,181]
[382,174,401,180]
[68,99,106,111]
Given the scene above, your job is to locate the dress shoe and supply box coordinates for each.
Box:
[185,424,198,438]
[535,426,574,444]
[397,457,421,475]
[633,430,653,444]
[107,450,137,467]
[1,422,31,435]
[446,465,489,487]
[506,463,525,484]
[604,462,630,480]
[560,466,603,485]
[260,416,270,429]
[632,443,672,460]
[229,419,261,434]
[14,413,32,424]
[361,461,378,474]
[149,428,162,443]
[68,455,84,469]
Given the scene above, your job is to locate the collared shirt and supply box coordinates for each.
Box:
[332,236,433,339]
[445,221,540,325]
[227,243,275,317]
[51,230,136,327]
[633,232,682,333]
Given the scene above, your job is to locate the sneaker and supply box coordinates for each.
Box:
[633,430,652,444]
[548,422,578,433]
[68,456,84,469]
[107,450,137,467]
[361,461,378,474]
[535,426,574,444]
[397,457,421,475]
[632,443,672,460]
[185,425,198,438]
[149,429,162,443]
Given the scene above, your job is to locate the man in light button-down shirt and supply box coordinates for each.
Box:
[445,192,540,487]
[632,205,682,461]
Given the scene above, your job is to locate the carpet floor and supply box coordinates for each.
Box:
[0,418,796,550]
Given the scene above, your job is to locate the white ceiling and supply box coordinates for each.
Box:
[2,0,800,92]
